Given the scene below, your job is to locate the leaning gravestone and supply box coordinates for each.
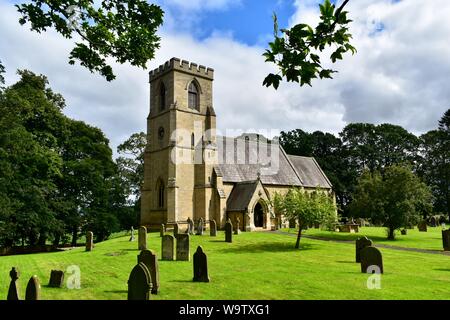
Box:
[25,275,41,300]
[127,262,152,300]
[138,226,147,250]
[210,220,217,237]
[7,267,20,300]
[48,270,64,288]
[160,224,165,237]
[193,246,210,282]
[225,220,233,243]
[86,231,94,252]
[360,246,383,274]
[129,226,135,241]
[176,234,190,261]
[138,250,160,294]
[355,236,373,263]
[418,221,427,232]
[162,235,175,261]
[196,218,204,235]
[442,229,450,251]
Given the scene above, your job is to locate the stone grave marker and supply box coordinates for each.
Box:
[7,267,20,300]
[210,220,217,237]
[86,231,94,252]
[127,262,152,300]
[129,226,135,241]
[193,246,210,282]
[174,223,179,237]
[176,234,190,261]
[160,224,165,237]
[162,235,175,261]
[442,229,450,251]
[355,236,373,263]
[138,249,160,294]
[225,220,233,243]
[187,217,194,235]
[196,218,204,235]
[430,216,437,227]
[25,275,41,300]
[138,226,147,250]
[401,229,407,235]
[418,221,427,232]
[234,217,241,235]
[48,270,64,288]
[360,246,383,274]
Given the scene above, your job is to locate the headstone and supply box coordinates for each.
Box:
[129,226,135,241]
[25,275,41,300]
[196,218,204,235]
[48,270,64,288]
[355,236,373,263]
[234,217,241,235]
[418,221,427,232]
[193,246,210,282]
[86,231,93,251]
[430,216,437,227]
[401,229,407,235]
[138,250,160,294]
[176,234,190,261]
[314,222,320,229]
[225,220,233,243]
[187,217,194,235]
[138,226,147,250]
[360,246,383,274]
[127,262,152,300]
[7,267,20,300]
[210,220,217,237]
[162,235,175,261]
[174,223,179,237]
[442,229,450,251]
[160,224,165,237]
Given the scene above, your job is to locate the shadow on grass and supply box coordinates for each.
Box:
[104,290,127,294]
[433,268,450,272]
[218,241,316,254]
[169,280,193,283]
[336,260,355,264]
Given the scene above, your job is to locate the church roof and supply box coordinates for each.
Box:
[215,136,332,189]
[226,181,259,212]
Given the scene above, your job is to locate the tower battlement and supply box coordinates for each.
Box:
[149,57,214,82]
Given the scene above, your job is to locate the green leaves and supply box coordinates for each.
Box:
[263,0,355,89]
[16,1,164,81]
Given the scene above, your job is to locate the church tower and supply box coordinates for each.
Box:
[141,58,217,228]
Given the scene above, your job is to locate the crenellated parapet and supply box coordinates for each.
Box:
[149,57,214,82]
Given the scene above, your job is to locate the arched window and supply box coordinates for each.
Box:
[160,83,166,111]
[188,82,199,110]
[157,179,165,208]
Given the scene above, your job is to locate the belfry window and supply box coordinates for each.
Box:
[188,82,199,110]
[160,83,166,111]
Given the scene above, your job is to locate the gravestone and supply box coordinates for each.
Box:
[48,270,64,288]
[187,217,194,235]
[360,246,383,274]
[234,217,241,235]
[25,275,41,300]
[430,216,437,227]
[193,246,210,282]
[401,229,407,235]
[196,218,204,235]
[160,224,165,237]
[7,267,20,300]
[225,220,233,243]
[355,236,373,263]
[210,220,217,237]
[138,250,160,294]
[129,226,135,241]
[176,234,190,261]
[314,222,320,229]
[127,262,152,300]
[418,221,427,232]
[138,226,147,250]
[86,231,93,251]
[174,223,179,237]
[162,235,175,261]
[442,229,450,251]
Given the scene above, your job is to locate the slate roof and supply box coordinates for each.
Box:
[215,135,332,189]
[226,181,259,212]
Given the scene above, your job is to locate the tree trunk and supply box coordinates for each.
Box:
[71,227,78,247]
[295,224,303,249]
[387,227,395,240]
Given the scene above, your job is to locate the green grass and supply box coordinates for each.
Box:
[281,226,448,251]
[0,231,449,300]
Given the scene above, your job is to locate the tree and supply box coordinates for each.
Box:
[15,1,164,81]
[350,165,433,240]
[263,0,355,89]
[273,188,337,249]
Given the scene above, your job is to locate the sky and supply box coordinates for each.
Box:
[0,0,449,157]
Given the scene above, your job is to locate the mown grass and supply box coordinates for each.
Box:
[0,231,449,300]
[281,226,448,251]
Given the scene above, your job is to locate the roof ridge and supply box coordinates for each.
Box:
[280,145,305,186]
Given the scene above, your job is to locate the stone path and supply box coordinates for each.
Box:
[271,230,450,256]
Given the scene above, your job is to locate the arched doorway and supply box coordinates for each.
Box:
[254,203,264,228]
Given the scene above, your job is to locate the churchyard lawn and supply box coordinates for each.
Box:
[0,231,449,300]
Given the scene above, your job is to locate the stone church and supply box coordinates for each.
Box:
[141,57,334,231]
